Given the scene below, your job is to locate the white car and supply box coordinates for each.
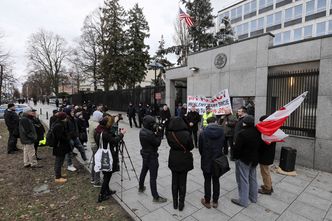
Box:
[0,104,32,118]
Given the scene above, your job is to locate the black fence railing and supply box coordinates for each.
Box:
[267,69,319,137]
[71,86,165,113]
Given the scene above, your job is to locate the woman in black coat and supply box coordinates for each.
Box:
[166,117,194,211]
[258,115,276,195]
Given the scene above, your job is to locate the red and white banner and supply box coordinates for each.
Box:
[187,89,232,115]
[256,91,308,144]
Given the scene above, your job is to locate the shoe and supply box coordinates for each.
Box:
[36,157,42,161]
[173,200,178,210]
[138,186,146,193]
[7,151,15,154]
[14,148,23,152]
[260,185,274,193]
[55,178,67,184]
[231,198,246,207]
[23,164,31,168]
[61,173,67,178]
[179,201,184,211]
[93,182,102,188]
[67,165,77,172]
[97,194,110,203]
[90,180,95,184]
[153,196,167,203]
[31,165,43,168]
[106,190,116,196]
[258,188,273,195]
[201,198,211,209]
[212,202,218,208]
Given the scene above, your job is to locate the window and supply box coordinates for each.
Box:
[317,0,326,12]
[274,33,282,45]
[257,17,264,29]
[276,0,283,2]
[306,0,315,15]
[294,5,303,18]
[294,28,302,40]
[244,2,251,14]
[236,6,243,18]
[275,11,282,24]
[267,14,274,26]
[231,8,237,19]
[243,22,249,33]
[251,19,257,31]
[316,21,326,36]
[285,8,293,21]
[329,20,332,33]
[251,0,257,12]
[331,0,332,9]
[283,31,291,43]
[266,0,273,6]
[304,25,313,38]
[259,0,265,9]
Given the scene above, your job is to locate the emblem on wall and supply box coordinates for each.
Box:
[214,53,227,69]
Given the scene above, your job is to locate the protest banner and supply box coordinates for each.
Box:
[187,89,232,115]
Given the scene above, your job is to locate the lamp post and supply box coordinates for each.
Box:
[0,65,3,105]
[148,60,164,116]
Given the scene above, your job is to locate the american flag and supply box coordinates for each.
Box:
[179,8,193,27]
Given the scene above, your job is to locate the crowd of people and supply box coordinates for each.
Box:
[3,100,276,209]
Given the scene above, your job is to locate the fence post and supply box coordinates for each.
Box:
[46,111,48,120]
[40,108,42,115]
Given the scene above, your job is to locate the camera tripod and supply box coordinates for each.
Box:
[118,139,139,201]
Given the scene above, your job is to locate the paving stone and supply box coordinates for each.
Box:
[163,201,200,220]
[289,200,326,221]
[297,192,332,211]
[282,176,311,187]
[325,207,332,221]
[256,194,289,214]
[276,181,305,195]
[304,186,332,201]
[277,211,312,221]
[216,196,244,217]
[240,203,279,221]
[192,207,230,220]
[220,176,238,191]
[270,188,298,204]
[141,208,178,221]
[229,213,256,221]
[186,190,204,209]
[181,216,199,221]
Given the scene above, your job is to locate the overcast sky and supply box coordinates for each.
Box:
[0,0,236,87]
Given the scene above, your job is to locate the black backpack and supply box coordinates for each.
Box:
[46,124,56,147]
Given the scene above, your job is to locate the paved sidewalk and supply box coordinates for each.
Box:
[35,102,332,221]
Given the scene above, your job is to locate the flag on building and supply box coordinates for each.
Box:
[179,7,193,27]
[256,91,308,144]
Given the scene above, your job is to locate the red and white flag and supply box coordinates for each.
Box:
[179,7,193,27]
[256,91,308,144]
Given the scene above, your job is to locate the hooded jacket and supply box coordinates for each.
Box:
[19,113,37,144]
[139,116,161,154]
[4,109,19,132]
[198,123,224,173]
[166,117,194,172]
[52,120,71,156]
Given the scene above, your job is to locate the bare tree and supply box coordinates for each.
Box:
[26,29,71,95]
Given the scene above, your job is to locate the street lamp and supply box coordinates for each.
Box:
[148,60,164,116]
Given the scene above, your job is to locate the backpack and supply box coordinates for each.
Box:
[46,124,56,147]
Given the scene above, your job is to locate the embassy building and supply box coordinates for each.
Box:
[165,30,332,172]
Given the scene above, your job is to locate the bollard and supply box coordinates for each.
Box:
[46,111,48,120]
[40,108,42,115]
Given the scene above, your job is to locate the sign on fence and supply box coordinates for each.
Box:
[187,89,232,115]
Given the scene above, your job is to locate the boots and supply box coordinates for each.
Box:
[173,199,178,209]
[97,194,110,203]
[178,185,186,211]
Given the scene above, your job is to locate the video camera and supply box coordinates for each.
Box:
[153,116,166,133]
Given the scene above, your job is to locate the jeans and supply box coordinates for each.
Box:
[100,171,113,196]
[203,172,220,203]
[54,155,65,179]
[171,171,188,203]
[139,152,159,199]
[7,130,18,153]
[235,160,258,207]
[66,137,87,165]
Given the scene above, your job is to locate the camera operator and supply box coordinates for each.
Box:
[138,115,167,203]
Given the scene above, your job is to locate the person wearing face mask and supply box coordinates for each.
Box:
[231,115,260,208]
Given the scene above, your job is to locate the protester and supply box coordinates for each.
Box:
[19,109,42,168]
[55,98,59,108]
[179,103,187,119]
[4,103,20,154]
[258,115,276,195]
[218,109,237,157]
[201,105,214,129]
[137,103,145,128]
[32,114,45,160]
[233,106,248,144]
[185,105,200,148]
[145,104,153,116]
[198,117,224,208]
[159,104,171,139]
[127,102,138,128]
[94,116,126,203]
[49,110,59,128]
[75,110,88,146]
[138,115,167,203]
[231,115,260,208]
[52,112,71,184]
[175,103,182,117]
[166,117,194,211]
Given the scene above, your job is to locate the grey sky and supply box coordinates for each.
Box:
[0,0,236,86]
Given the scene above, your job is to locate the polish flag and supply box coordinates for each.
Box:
[256,91,308,144]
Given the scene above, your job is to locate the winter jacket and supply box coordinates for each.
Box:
[233,116,260,166]
[4,109,19,132]
[19,114,37,145]
[138,105,145,118]
[179,107,187,119]
[139,116,161,154]
[198,123,224,173]
[127,105,136,117]
[233,115,246,143]
[160,109,171,122]
[166,117,194,172]
[185,110,200,131]
[32,118,45,141]
[76,117,88,142]
[219,114,237,137]
[66,116,79,139]
[52,121,71,156]
[259,141,276,165]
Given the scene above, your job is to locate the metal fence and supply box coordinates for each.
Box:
[71,86,165,112]
[267,69,319,137]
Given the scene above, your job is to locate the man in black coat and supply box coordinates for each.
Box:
[4,103,20,154]
[185,105,200,148]
[53,112,71,184]
[233,106,248,145]
[159,104,171,139]
[127,102,138,128]
[198,117,224,209]
[258,115,276,195]
[137,103,145,128]
[138,115,167,203]
[231,115,260,208]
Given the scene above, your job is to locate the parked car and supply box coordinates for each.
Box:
[0,104,32,118]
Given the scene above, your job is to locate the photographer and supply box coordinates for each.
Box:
[159,104,171,139]
[138,115,167,203]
